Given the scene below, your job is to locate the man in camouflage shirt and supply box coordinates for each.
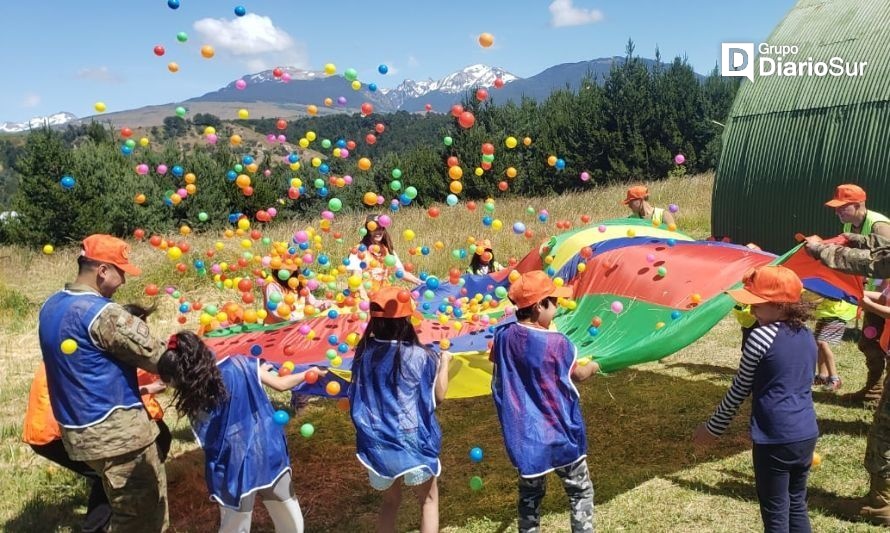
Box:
[39,235,168,532]
[806,233,890,525]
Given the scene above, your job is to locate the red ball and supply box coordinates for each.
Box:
[361,102,373,115]
[238,279,253,292]
[304,369,319,384]
[427,207,440,218]
[275,119,287,130]
[458,111,475,129]
[475,88,489,102]
[133,228,145,240]
[153,45,165,57]
[494,78,505,89]
[397,290,411,303]
[374,123,385,134]
[273,67,283,78]
[144,284,159,296]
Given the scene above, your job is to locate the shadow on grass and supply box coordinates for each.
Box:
[662,361,738,378]
[3,489,88,532]
[668,469,869,524]
[164,368,756,531]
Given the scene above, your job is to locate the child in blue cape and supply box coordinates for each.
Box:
[491,270,599,532]
[158,330,326,533]
[348,286,452,533]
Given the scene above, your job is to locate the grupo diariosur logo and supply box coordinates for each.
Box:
[721,42,868,82]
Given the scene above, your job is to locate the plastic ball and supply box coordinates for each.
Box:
[469,447,484,463]
[272,410,290,426]
[657,266,667,277]
[326,381,341,396]
[377,64,388,75]
[512,222,526,234]
[200,45,215,59]
[671,310,682,320]
[234,5,247,16]
[470,476,484,491]
[668,204,679,213]
[478,32,494,47]
[60,176,75,190]
[42,244,54,255]
[176,32,188,43]
[611,301,624,314]
[60,339,78,355]
[865,326,879,339]
[674,154,686,165]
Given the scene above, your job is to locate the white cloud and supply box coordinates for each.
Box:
[549,0,604,27]
[74,66,125,83]
[194,13,297,56]
[22,93,40,108]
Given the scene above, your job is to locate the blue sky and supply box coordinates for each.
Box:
[2,0,795,122]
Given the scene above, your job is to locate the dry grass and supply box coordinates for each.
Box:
[1,172,882,531]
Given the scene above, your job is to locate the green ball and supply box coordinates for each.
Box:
[384,254,397,267]
[176,32,188,43]
[526,206,535,215]
[314,178,325,189]
[470,476,483,491]
[262,237,271,245]
[344,68,358,81]
[321,139,332,149]
[390,180,401,192]
[198,212,209,222]
[278,270,292,281]
[443,136,453,146]
[482,154,495,163]
[234,164,244,172]
[175,106,186,118]
[172,290,181,299]
[657,266,667,277]
[300,423,315,438]
[495,286,508,299]
[205,304,219,315]
[404,186,418,200]
[328,198,343,212]
[391,168,402,179]
[125,139,136,149]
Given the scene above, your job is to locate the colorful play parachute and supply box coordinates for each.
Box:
[204,219,863,398]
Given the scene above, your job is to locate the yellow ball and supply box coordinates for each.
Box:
[307,104,317,116]
[298,138,310,148]
[204,126,216,135]
[237,218,251,230]
[505,136,518,149]
[475,167,484,176]
[402,229,416,241]
[547,155,558,167]
[449,181,463,194]
[523,137,532,146]
[492,219,503,231]
[506,167,517,178]
[42,244,54,255]
[94,102,107,113]
[60,339,78,354]
[237,109,249,119]
[200,45,215,59]
[627,229,637,237]
[351,80,362,91]
[230,134,242,146]
[324,63,336,75]
[306,131,317,142]
[168,62,180,73]
[179,225,191,236]
[439,339,451,350]
[324,98,333,107]
[139,137,150,147]
[167,247,182,260]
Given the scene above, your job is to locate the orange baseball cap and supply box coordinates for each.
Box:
[825,184,866,207]
[508,270,573,309]
[726,265,802,305]
[370,286,415,318]
[622,185,648,205]
[81,234,141,276]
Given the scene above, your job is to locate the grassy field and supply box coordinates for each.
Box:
[0,172,883,531]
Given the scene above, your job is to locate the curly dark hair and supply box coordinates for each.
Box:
[157,331,228,419]
[778,301,814,331]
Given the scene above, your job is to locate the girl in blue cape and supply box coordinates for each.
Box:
[348,286,452,533]
[158,330,326,533]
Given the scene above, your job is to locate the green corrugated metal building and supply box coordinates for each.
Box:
[712,0,890,253]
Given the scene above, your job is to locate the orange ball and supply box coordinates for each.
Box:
[326,381,341,396]
[478,32,494,48]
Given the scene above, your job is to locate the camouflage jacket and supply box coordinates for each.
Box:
[809,233,890,279]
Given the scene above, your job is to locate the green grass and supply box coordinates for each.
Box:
[0,172,885,531]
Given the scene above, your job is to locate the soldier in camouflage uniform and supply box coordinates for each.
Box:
[806,233,890,525]
[39,235,168,532]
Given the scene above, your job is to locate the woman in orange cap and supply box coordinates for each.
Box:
[466,238,503,275]
[693,265,818,532]
[623,185,675,227]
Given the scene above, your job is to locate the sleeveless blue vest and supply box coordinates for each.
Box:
[491,322,587,477]
[39,290,143,428]
[348,340,442,480]
[192,356,291,509]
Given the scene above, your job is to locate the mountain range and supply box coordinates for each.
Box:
[1,57,702,132]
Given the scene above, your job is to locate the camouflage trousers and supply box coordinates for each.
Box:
[85,442,168,532]
[866,373,890,477]
[518,458,594,532]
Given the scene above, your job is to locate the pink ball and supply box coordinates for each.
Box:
[211,264,222,274]
[277,135,286,143]
[267,134,276,143]
[865,326,878,339]
[340,149,350,158]
[156,164,168,175]
[376,195,385,205]
[358,301,370,312]
[206,134,218,144]
[298,324,311,335]
[302,253,314,264]
[282,73,291,82]
[646,253,655,263]
[261,256,271,267]
[306,280,319,291]
[611,301,624,314]
[235,79,247,90]
[377,215,392,228]
[598,225,607,233]
[267,207,277,217]
[136,164,149,175]
[177,188,188,198]
[165,286,175,295]
[580,171,590,182]
[322,210,334,221]
[343,175,353,185]
[263,169,272,177]
[294,231,308,243]
[674,154,686,165]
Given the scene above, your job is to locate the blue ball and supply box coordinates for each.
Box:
[178,303,191,313]
[226,170,237,181]
[555,158,566,170]
[193,260,204,269]
[234,5,246,16]
[327,335,339,346]
[482,216,493,227]
[60,176,75,190]
[172,165,184,177]
[298,242,310,250]
[288,153,299,163]
[242,155,255,165]
[318,255,329,265]
[453,308,463,318]
[368,83,378,92]
[670,310,682,320]
[538,213,549,223]
[273,410,290,426]
[422,302,431,311]
[426,277,440,290]
[378,64,389,75]
[228,213,240,223]
[336,139,347,148]
[469,447,484,463]
[421,246,430,256]
[337,342,349,353]
[318,187,329,198]
[667,238,677,247]
[328,309,340,320]
[319,163,330,174]
[250,344,263,356]
[588,326,600,336]
[167,0,180,9]
[120,145,133,156]
[513,222,526,234]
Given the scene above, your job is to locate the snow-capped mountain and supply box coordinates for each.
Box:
[0,112,77,133]
[383,65,518,108]
[237,67,325,85]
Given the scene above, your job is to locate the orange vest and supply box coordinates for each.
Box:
[22,364,164,446]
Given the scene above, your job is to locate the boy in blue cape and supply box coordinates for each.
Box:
[490,270,599,532]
